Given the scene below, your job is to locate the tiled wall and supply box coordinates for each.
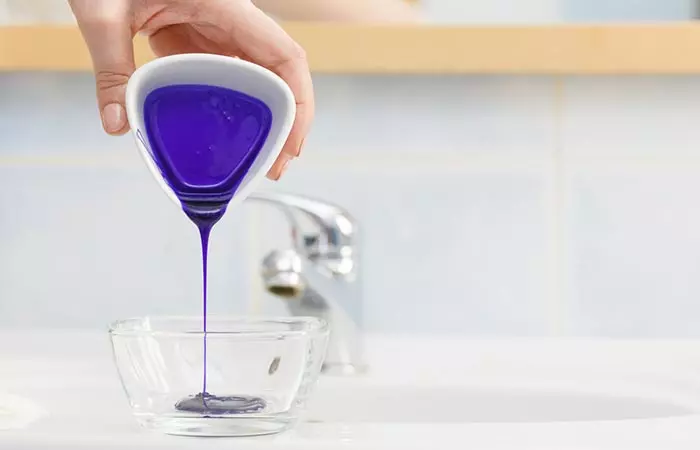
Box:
[1,0,699,335]
[2,73,700,338]
[562,78,700,337]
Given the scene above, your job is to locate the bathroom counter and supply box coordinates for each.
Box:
[4,23,700,74]
[2,330,700,449]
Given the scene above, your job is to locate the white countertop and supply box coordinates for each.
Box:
[2,331,700,449]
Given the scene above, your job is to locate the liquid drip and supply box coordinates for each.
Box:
[188,210,217,396]
[143,84,272,413]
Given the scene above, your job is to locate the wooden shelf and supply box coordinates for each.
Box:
[3,23,700,74]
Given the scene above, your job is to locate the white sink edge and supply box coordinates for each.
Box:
[2,331,700,449]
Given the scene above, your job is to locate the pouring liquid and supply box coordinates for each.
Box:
[143,84,272,414]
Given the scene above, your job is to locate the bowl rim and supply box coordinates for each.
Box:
[108,315,328,338]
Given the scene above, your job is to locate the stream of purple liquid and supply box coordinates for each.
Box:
[143,84,272,413]
[199,223,211,395]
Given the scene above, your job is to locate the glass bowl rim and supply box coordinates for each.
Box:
[108,315,328,338]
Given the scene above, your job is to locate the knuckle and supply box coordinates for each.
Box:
[185,2,204,21]
[288,43,308,62]
[95,70,130,91]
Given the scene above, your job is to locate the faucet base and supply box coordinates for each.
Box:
[321,362,368,377]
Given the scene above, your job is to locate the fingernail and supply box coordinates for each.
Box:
[296,138,305,157]
[102,103,125,134]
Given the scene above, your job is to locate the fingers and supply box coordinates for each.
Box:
[267,149,295,180]
[69,0,135,135]
[212,2,315,179]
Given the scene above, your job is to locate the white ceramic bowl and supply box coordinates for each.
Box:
[124,54,296,210]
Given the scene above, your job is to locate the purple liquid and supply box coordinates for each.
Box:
[144,84,271,414]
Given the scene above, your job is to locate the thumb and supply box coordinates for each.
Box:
[70,1,135,135]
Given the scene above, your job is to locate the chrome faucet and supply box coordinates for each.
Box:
[245,191,365,375]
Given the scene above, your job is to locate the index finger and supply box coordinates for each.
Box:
[212,2,314,169]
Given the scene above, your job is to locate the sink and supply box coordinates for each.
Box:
[306,385,692,424]
[301,336,700,427]
[2,332,700,449]
[292,336,700,449]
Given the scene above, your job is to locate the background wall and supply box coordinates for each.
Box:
[2,1,700,337]
[3,73,700,338]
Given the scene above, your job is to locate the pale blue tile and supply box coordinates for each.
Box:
[307,75,556,160]
[562,76,700,159]
[0,165,252,328]
[0,73,130,156]
[568,168,700,337]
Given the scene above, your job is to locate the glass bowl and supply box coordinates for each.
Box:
[108,316,329,437]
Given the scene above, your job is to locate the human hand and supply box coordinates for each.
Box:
[68,0,314,180]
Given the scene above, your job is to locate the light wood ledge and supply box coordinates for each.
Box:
[3,23,700,74]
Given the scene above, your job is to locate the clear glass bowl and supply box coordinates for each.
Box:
[109,316,329,437]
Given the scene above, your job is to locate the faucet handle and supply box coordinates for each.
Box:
[246,192,358,277]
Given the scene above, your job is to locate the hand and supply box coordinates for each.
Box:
[68,0,314,180]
